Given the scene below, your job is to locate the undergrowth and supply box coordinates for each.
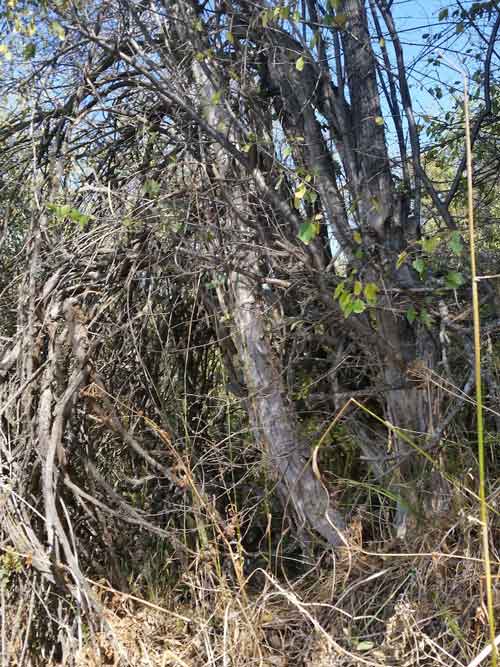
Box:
[1,444,499,666]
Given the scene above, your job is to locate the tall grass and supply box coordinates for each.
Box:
[463,70,497,667]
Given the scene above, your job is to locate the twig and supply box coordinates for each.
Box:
[467,634,500,667]
[85,577,192,624]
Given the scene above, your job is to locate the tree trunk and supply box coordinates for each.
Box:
[230,265,346,546]
[189,45,347,546]
[377,309,440,533]
[231,264,345,546]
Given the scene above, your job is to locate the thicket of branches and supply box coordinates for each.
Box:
[0,0,499,664]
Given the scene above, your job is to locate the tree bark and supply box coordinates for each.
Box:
[189,46,347,546]
[230,265,346,546]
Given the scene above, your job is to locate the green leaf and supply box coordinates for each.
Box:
[332,13,348,29]
[374,116,385,126]
[445,271,465,289]
[339,291,351,308]
[283,146,292,158]
[339,292,353,318]
[305,190,317,204]
[297,221,319,244]
[353,281,362,296]
[342,302,354,318]
[295,56,305,71]
[47,203,68,219]
[450,231,464,255]
[412,257,426,275]
[47,203,92,228]
[353,230,362,244]
[69,210,92,228]
[211,90,222,104]
[396,251,408,269]
[0,44,12,61]
[334,281,345,299]
[352,299,366,314]
[356,641,375,651]
[406,306,417,324]
[419,308,433,329]
[50,20,65,40]
[294,183,307,199]
[227,31,234,44]
[364,282,379,305]
[421,236,440,253]
[23,42,36,59]
[144,179,161,195]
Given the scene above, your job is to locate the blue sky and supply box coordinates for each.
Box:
[379,0,479,151]
[390,0,474,108]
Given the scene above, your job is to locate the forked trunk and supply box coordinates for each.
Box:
[190,46,347,546]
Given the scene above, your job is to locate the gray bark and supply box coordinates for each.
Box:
[231,266,346,546]
[191,49,347,546]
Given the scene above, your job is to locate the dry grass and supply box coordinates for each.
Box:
[2,488,498,667]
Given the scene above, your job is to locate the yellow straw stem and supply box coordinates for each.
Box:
[464,76,497,667]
